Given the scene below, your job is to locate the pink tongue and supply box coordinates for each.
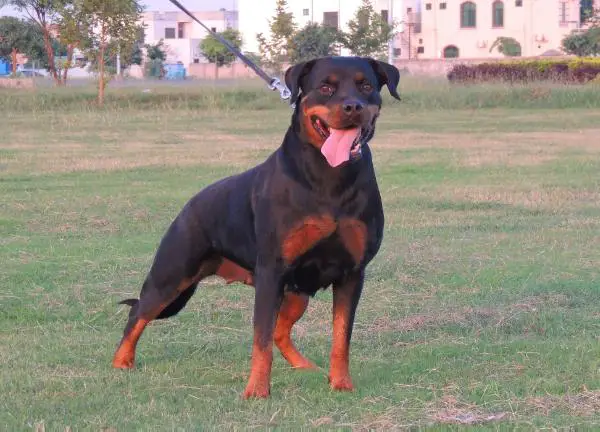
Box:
[320,128,361,167]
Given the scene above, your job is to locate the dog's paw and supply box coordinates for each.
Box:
[329,374,354,392]
[242,382,271,399]
[112,351,135,369]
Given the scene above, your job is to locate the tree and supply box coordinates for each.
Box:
[489,36,522,57]
[256,0,296,74]
[562,27,600,56]
[290,23,341,63]
[341,0,395,58]
[0,16,44,75]
[72,0,143,105]
[200,28,242,67]
[127,24,145,66]
[144,39,165,78]
[54,0,86,84]
[0,0,63,84]
[199,28,242,78]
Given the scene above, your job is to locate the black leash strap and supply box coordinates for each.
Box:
[167,0,291,102]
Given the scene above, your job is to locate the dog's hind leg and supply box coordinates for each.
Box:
[113,217,221,369]
[274,292,315,369]
[113,276,206,369]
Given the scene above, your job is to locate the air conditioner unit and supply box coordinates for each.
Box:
[476,40,487,48]
[535,34,548,43]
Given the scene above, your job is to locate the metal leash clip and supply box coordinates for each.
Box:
[269,78,292,101]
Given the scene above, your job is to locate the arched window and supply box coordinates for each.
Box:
[493,1,504,27]
[460,2,477,28]
[443,45,460,58]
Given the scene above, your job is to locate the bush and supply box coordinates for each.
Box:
[447,58,600,83]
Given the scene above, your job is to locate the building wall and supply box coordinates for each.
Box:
[141,11,237,64]
[399,0,593,59]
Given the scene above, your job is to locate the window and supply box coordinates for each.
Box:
[443,45,459,58]
[419,38,423,44]
[381,9,389,23]
[393,48,402,57]
[559,2,567,24]
[515,0,522,6]
[177,22,185,38]
[303,8,309,16]
[440,3,447,9]
[407,7,413,12]
[210,27,217,32]
[460,2,477,28]
[417,46,424,54]
[164,27,175,38]
[425,3,432,10]
[323,11,339,28]
[492,1,504,27]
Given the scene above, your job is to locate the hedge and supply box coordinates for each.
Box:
[447,58,600,83]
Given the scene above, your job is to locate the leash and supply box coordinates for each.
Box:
[167,0,292,102]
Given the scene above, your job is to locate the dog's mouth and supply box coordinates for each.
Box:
[311,116,367,167]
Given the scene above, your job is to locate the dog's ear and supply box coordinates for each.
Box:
[366,59,401,101]
[284,59,318,105]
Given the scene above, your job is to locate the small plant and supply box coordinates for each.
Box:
[489,37,522,57]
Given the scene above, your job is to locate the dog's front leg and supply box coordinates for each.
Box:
[329,269,365,391]
[243,265,284,399]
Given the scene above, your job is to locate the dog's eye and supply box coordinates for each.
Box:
[319,84,334,96]
[360,82,373,92]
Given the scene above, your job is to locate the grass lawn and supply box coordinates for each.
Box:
[1,79,600,430]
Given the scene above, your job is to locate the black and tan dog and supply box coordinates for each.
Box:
[113,56,400,398]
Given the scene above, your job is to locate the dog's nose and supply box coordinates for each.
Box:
[342,101,364,115]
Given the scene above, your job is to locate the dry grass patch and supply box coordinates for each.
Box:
[444,186,600,209]
[428,394,509,425]
[526,389,600,417]
[377,129,600,168]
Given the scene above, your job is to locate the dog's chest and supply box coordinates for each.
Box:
[281,214,368,266]
[281,214,370,295]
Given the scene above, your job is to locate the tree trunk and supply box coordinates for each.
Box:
[42,26,60,85]
[61,44,74,85]
[11,48,17,76]
[98,44,105,106]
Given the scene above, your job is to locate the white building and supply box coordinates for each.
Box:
[141,10,238,65]
[238,0,402,55]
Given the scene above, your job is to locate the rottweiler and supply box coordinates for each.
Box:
[112,56,400,399]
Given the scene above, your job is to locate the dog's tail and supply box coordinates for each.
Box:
[119,299,138,307]
[117,284,198,320]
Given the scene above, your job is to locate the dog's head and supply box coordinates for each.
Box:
[285,56,400,168]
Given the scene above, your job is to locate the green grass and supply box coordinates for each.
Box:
[1,79,600,430]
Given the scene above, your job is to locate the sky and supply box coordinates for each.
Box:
[0,0,238,17]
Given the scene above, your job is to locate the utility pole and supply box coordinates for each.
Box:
[387,0,394,64]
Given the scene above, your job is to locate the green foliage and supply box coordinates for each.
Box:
[489,37,522,57]
[128,24,145,66]
[1,0,63,82]
[0,16,45,72]
[145,39,166,62]
[562,27,600,57]
[66,0,143,103]
[199,28,242,67]
[290,23,341,63]
[143,39,165,78]
[341,0,395,58]
[256,0,296,74]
